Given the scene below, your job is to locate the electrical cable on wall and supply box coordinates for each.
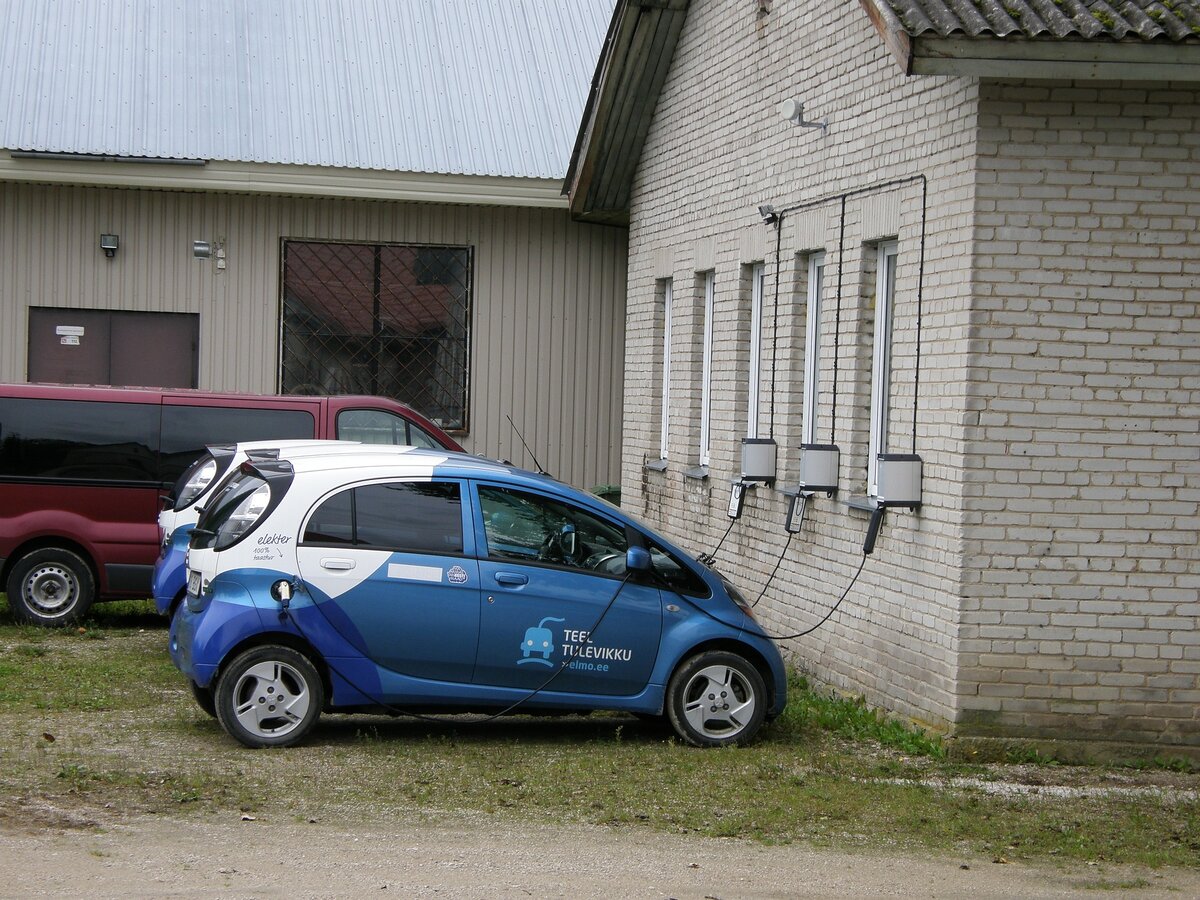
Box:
[767,212,784,437]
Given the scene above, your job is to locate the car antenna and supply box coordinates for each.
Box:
[507,414,547,475]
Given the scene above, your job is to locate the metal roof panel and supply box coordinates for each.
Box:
[0,0,614,179]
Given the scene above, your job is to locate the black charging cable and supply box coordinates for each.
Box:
[680,552,868,642]
[277,570,636,726]
[753,554,867,640]
[697,518,737,566]
[751,532,794,608]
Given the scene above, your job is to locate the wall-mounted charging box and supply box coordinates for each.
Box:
[797,443,839,494]
[741,438,777,483]
[876,453,922,508]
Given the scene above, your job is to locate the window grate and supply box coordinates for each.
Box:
[280,241,471,432]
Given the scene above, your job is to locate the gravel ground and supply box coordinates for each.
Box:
[2,811,1198,899]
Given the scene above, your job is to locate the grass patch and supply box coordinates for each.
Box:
[0,600,1197,867]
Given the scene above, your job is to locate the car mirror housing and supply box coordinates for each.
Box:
[626,546,651,573]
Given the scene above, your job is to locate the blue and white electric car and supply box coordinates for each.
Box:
[169,449,787,748]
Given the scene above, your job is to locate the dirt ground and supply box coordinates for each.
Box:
[2,810,1198,899]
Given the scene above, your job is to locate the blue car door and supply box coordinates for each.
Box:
[294,479,479,683]
[470,482,662,697]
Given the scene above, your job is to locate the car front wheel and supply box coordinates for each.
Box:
[214,645,324,748]
[5,548,96,626]
[666,651,767,748]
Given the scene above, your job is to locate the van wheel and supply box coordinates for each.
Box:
[666,651,767,748]
[5,548,96,626]
[214,645,323,748]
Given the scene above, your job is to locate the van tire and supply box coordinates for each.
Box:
[666,650,767,748]
[214,645,324,748]
[5,548,96,626]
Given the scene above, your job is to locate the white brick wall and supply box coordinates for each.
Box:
[961,81,1200,745]
[624,1,979,729]
[620,2,1198,748]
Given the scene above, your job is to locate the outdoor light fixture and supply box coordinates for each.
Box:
[779,98,827,133]
[99,234,119,258]
[758,204,778,225]
[192,240,212,259]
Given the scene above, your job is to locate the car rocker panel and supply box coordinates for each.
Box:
[170,449,787,748]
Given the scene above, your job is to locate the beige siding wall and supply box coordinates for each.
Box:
[623,0,980,728]
[0,182,627,490]
[961,81,1200,747]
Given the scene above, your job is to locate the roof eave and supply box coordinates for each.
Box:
[0,153,568,208]
[565,0,691,226]
[912,36,1200,79]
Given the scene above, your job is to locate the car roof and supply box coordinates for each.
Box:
[274,447,557,486]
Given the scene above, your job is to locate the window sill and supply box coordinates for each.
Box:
[683,465,709,481]
[644,458,668,473]
[843,494,879,514]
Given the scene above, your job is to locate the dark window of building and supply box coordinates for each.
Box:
[0,398,159,483]
[159,406,315,484]
[281,241,472,432]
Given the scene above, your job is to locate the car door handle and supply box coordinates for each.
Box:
[494,572,528,586]
[321,558,355,570]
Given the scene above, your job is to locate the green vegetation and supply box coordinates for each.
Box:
[0,598,1197,867]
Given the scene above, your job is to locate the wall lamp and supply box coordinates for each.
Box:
[192,240,212,259]
[99,234,119,258]
[758,204,778,225]
[779,98,827,133]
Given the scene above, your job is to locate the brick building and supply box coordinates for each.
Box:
[567,0,1200,753]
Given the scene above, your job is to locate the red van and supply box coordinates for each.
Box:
[0,383,463,625]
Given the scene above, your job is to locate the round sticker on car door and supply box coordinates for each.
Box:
[447,564,468,585]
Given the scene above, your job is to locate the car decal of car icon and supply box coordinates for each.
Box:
[518,616,565,667]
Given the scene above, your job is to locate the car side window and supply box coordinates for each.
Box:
[336,409,410,445]
[303,481,463,554]
[478,485,627,574]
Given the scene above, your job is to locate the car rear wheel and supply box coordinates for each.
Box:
[214,645,323,748]
[666,651,767,748]
[5,548,96,626]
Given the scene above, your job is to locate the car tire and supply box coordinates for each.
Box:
[214,645,323,748]
[5,548,96,627]
[666,650,767,748]
[190,680,218,718]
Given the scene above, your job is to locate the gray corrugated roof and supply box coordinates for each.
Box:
[880,0,1200,42]
[0,0,614,179]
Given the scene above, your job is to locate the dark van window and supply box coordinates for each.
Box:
[0,398,159,483]
[159,406,315,483]
[302,482,463,554]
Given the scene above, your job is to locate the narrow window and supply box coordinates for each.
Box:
[868,242,898,497]
[659,280,673,459]
[698,271,715,466]
[801,253,826,445]
[747,262,766,439]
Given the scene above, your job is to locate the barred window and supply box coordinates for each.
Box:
[280,241,471,432]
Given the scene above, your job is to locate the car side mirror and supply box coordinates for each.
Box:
[625,546,651,573]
